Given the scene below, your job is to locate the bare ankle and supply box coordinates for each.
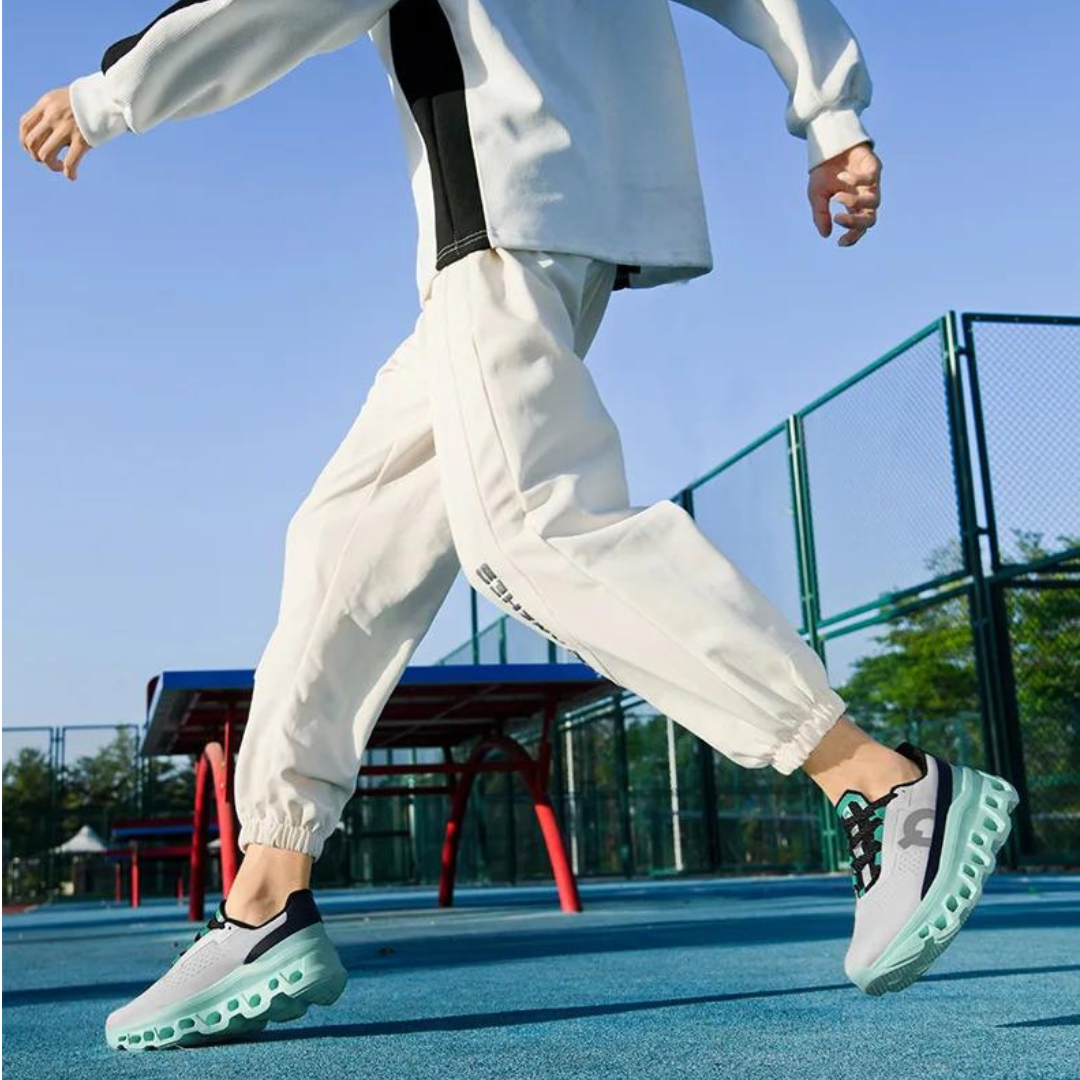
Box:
[225,844,313,924]
[803,716,922,805]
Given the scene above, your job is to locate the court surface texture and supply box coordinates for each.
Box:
[3,874,1078,1080]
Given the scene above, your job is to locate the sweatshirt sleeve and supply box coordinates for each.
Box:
[69,0,395,147]
[672,0,873,169]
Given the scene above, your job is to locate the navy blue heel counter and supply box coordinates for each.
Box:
[244,889,323,964]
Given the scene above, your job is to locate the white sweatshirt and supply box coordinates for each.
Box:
[70,0,873,304]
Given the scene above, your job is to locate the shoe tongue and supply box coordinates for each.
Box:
[836,791,870,819]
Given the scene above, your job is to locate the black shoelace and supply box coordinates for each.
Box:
[839,791,897,895]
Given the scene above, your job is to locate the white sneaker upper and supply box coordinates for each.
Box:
[840,745,945,975]
[106,892,316,1033]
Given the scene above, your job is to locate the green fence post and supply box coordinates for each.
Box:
[611,695,635,878]
[947,312,1034,860]
[550,712,568,827]
[787,415,823,656]
[942,314,999,764]
[678,485,722,871]
[787,415,841,872]
[47,726,61,900]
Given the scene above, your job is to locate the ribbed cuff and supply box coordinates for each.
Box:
[238,817,325,860]
[771,690,847,775]
[805,108,872,171]
[69,72,129,148]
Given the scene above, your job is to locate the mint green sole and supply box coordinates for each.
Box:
[106,924,347,1051]
[849,765,1019,996]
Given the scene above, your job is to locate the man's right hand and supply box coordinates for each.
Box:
[20,88,92,181]
[808,141,882,247]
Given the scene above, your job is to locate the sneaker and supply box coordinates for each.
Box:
[838,743,1019,996]
[105,888,347,1050]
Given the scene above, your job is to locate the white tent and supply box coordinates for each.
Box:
[53,825,107,855]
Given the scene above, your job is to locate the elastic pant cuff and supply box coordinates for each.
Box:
[238,817,325,861]
[771,690,847,775]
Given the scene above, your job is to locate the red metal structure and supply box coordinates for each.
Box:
[142,664,610,920]
[107,818,199,908]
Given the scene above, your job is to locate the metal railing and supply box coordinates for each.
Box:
[437,311,1080,874]
[5,312,1075,901]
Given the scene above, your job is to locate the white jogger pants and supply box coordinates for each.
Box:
[235,248,847,859]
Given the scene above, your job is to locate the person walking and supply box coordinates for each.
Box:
[20,0,1017,1051]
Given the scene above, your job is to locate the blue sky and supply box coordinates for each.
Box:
[4,0,1078,739]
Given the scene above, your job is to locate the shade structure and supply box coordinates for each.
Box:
[140,663,613,920]
[53,824,107,855]
[142,664,611,756]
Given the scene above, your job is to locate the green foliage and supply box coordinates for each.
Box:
[1006,533,1080,729]
[835,531,1080,857]
[834,591,981,761]
[64,726,141,813]
[3,747,53,806]
[148,756,197,814]
[3,748,58,863]
[3,728,192,860]
[1001,534,1080,856]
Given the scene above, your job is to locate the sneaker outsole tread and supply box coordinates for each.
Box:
[107,926,346,1050]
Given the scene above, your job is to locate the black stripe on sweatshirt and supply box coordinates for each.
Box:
[101,0,214,74]
[389,0,490,271]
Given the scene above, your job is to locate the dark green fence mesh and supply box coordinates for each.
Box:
[824,595,986,766]
[965,316,1080,566]
[799,324,964,623]
[1002,577,1080,864]
[6,312,1077,904]
[423,312,1079,876]
[688,426,804,630]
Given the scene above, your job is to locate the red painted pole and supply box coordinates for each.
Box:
[130,846,141,909]
[176,872,184,903]
[532,795,582,913]
[492,728,583,915]
[438,731,584,913]
[189,751,211,921]
[438,765,479,907]
[223,709,236,803]
[206,742,240,893]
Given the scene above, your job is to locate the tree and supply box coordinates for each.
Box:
[835,531,1080,856]
[3,748,57,859]
[3,747,53,806]
[65,726,141,815]
[834,590,982,762]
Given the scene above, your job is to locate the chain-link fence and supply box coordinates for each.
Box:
[962,315,1080,864]
[433,311,1079,875]
[1,724,172,903]
[5,312,1076,902]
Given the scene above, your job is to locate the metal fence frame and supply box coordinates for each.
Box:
[440,311,1080,873]
[5,312,1075,900]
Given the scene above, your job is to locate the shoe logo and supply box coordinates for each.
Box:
[897,808,935,849]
